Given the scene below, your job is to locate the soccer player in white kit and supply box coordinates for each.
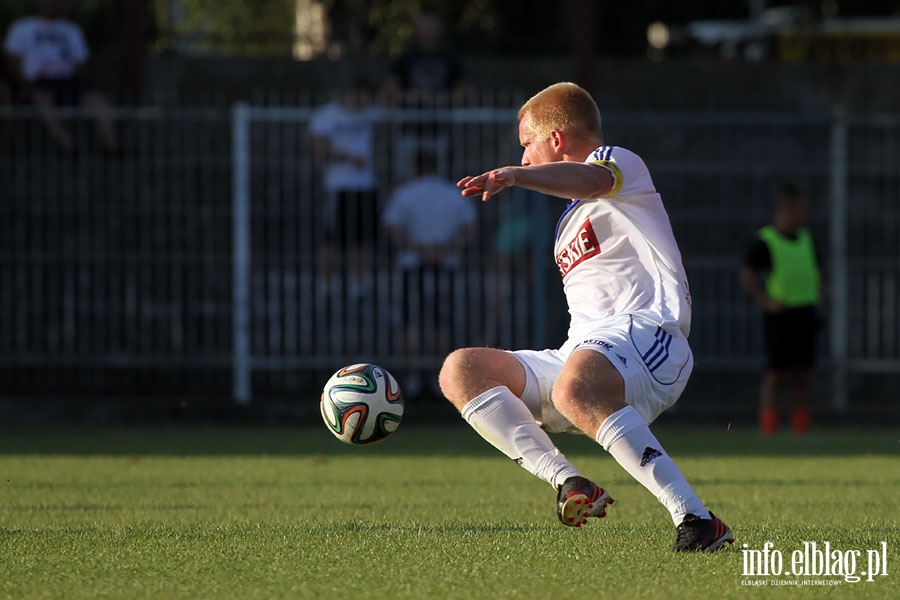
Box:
[442,82,733,552]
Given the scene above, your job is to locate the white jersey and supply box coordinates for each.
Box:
[383,175,476,246]
[308,100,380,193]
[554,146,692,339]
[382,175,476,268]
[4,17,89,81]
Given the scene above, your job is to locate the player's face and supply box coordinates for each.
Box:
[518,115,558,167]
[791,198,810,225]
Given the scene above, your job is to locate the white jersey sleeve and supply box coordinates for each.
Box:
[553,146,692,337]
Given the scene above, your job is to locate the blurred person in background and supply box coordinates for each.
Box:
[382,148,476,400]
[484,194,546,348]
[3,0,118,152]
[309,78,382,299]
[381,11,466,182]
[741,182,823,436]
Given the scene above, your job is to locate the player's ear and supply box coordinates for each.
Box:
[549,129,565,153]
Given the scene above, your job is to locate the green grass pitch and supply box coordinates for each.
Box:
[0,423,897,599]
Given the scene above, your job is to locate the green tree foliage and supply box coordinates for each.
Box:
[9,1,896,60]
[0,0,594,58]
[151,0,295,56]
[366,0,500,56]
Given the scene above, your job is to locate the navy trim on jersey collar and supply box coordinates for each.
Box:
[555,200,580,239]
[595,145,613,161]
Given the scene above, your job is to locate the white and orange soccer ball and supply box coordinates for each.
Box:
[320,363,404,445]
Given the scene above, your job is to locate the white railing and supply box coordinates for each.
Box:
[1,103,898,412]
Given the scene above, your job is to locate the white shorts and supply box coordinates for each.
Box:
[511,314,693,434]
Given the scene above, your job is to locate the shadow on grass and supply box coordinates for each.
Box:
[315,521,547,535]
[0,423,895,457]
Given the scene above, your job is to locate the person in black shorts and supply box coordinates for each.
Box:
[382,149,476,399]
[3,0,118,152]
[309,80,382,299]
[324,187,381,280]
[741,182,823,435]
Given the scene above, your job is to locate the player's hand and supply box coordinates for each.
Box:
[457,168,516,202]
[762,298,784,313]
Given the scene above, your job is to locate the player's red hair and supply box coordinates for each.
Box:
[518,82,603,144]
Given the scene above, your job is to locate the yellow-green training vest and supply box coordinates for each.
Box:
[758,225,821,307]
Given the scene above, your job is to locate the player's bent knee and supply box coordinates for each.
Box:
[549,377,589,418]
[438,348,474,410]
[439,347,524,411]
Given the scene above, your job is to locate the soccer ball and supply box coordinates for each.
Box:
[320,363,404,445]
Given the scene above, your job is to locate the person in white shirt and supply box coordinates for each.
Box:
[382,149,476,399]
[3,0,117,152]
[309,81,381,298]
[445,82,733,552]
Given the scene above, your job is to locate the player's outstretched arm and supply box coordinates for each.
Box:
[458,162,613,202]
[457,169,517,202]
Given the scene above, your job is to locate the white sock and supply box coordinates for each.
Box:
[461,386,580,489]
[595,405,709,525]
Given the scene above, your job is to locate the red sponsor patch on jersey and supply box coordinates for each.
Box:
[556,218,601,278]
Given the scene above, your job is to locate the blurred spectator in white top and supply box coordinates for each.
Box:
[3,0,118,152]
[382,148,476,400]
[309,77,382,298]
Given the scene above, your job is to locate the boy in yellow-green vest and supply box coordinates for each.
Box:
[741,183,822,435]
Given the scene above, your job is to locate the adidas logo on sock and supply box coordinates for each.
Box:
[640,446,663,466]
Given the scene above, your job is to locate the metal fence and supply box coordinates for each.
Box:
[1,102,898,414]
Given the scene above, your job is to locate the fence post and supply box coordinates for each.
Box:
[828,105,849,412]
[232,102,252,404]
